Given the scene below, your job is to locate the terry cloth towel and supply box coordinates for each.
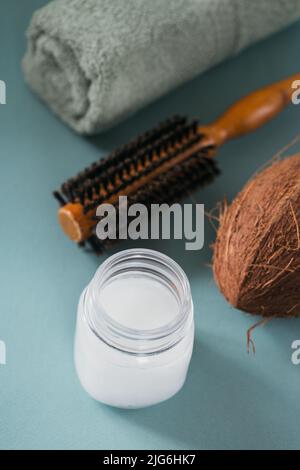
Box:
[23,0,300,134]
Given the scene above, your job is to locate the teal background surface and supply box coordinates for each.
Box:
[1,0,300,450]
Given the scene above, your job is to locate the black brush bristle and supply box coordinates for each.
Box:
[128,154,220,206]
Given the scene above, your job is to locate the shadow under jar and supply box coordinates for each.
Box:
[74,248,194,409]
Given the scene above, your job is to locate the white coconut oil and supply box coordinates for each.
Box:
[74,249,194,409]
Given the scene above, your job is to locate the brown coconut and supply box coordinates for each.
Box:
[213,153,300,317]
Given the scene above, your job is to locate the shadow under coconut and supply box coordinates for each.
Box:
[107,334,284,450]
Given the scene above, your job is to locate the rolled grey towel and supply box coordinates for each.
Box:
[22,0,300,134]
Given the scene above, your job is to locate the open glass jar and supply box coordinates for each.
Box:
[74,248,194,409]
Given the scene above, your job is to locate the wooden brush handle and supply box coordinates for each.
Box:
[199,73,300,147]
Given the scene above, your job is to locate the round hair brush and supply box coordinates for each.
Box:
[54,74,300,253]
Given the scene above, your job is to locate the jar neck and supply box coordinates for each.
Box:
[82,249,193,356]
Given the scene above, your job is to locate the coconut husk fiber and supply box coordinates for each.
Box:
[213,153,300,318]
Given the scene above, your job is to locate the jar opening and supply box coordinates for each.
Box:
[98,273,181,331]
[83,249,193,355]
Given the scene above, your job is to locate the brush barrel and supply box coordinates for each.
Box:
[58,203,94,242]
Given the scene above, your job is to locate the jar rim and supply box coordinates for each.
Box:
[83,248,193,355]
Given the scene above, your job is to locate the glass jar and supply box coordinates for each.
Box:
[74,248,194,409]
